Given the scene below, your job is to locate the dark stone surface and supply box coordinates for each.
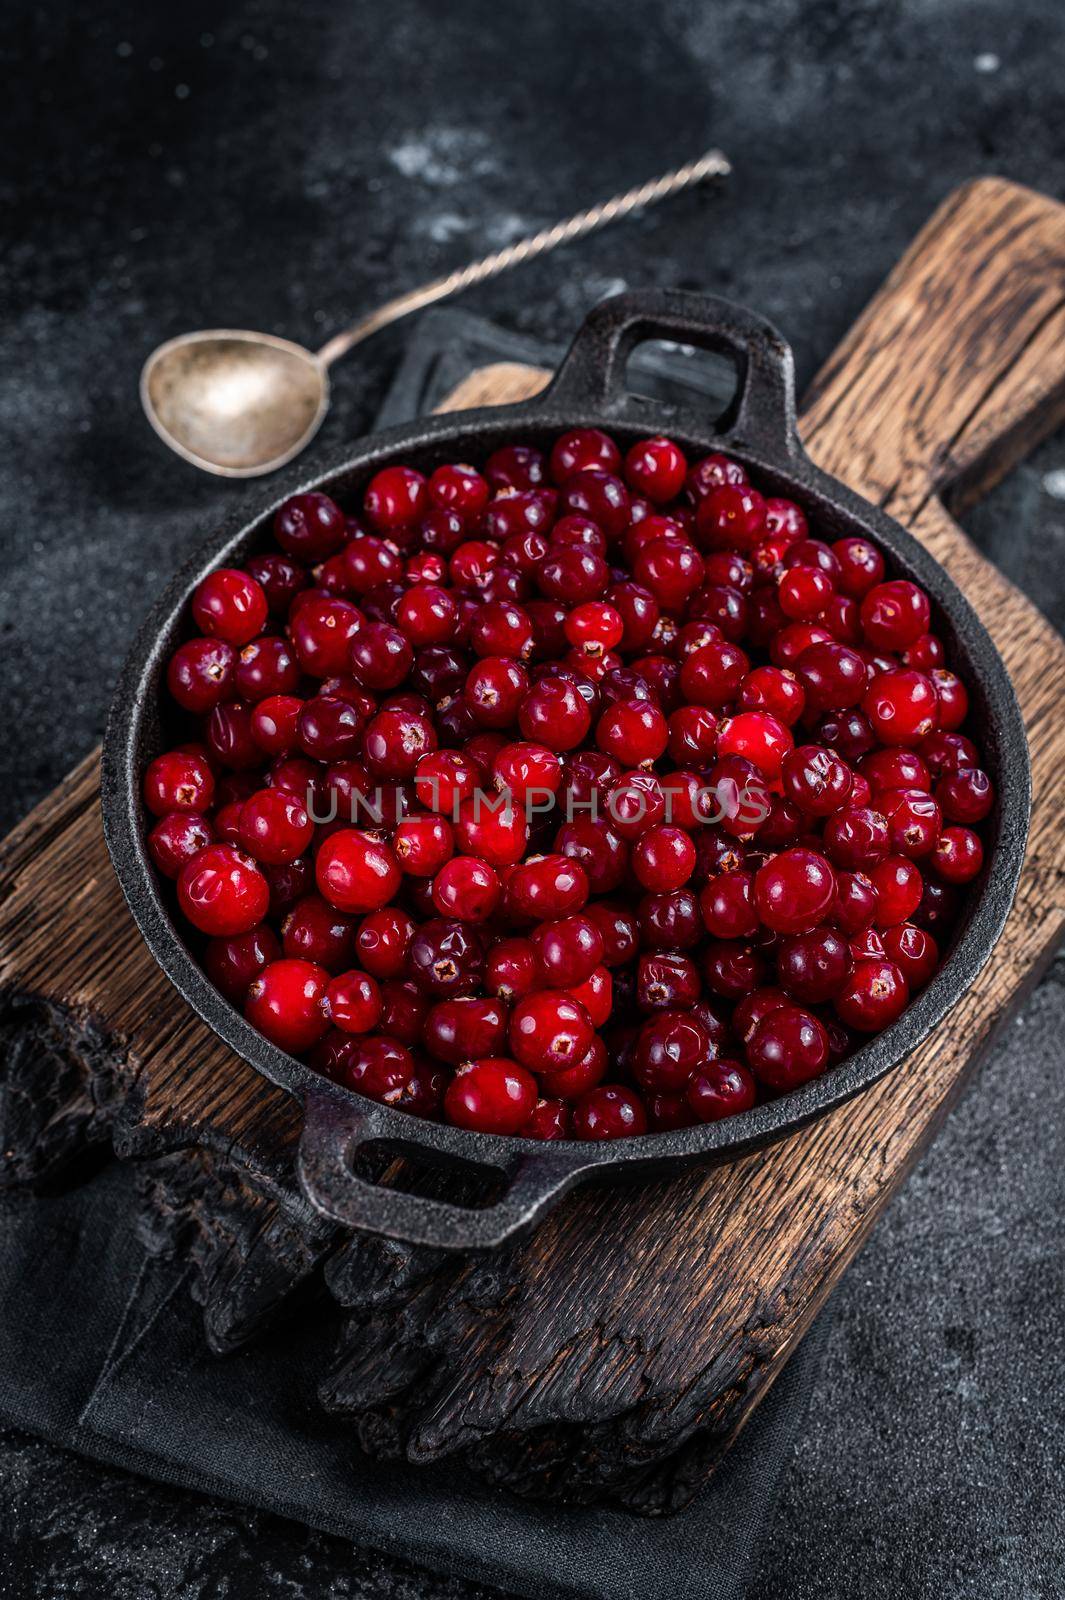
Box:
[2,0,1064,1596]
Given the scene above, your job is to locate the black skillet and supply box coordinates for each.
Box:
[102,291,1031,1251]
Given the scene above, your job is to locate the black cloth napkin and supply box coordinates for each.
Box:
[0,1161,827,1600]
[1,314,826,1600]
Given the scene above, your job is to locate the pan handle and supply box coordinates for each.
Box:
[544,289,799,457]
[298,1086,580,1250]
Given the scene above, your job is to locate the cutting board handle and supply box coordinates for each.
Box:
[802,177,1065,520]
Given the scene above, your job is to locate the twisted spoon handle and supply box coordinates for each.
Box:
[316,149,731,368]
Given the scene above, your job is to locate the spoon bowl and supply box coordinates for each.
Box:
[141,329,329,477]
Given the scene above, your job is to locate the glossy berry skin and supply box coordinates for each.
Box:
[245,958,330,1053]
[832,537,885,598]
[486,938,540,1003]
[936,767,994,824]
[392,814,454,878]
[747,1005,830,1091]
[699,871,758,941]
[167,637,236,713]
[632,826,696,893]
[571,1084,648,1140]
[795,641,866,712]
[680,640,749,707]
[530,913,604,987]
[509,991,594,1074]
[316,829,401,913]
[424,997,508,1065]
[192,568,268,646]
[550,427,621,483]
[431,854,500,921]
[281,895,357,974]
[364,465,427,530]
[340,1036,418,1103]
[754,848,836,935]
[862,669,939,745]
[143,748,215,816]
[445,1059,538,1135]
[835,958,909,1031]
[518,677,592,751]
[776,928,852,1004]
[238,788,314,865]
[290,597,363,679]
[822,805,891,871]
[859,580,931,650]
[596,699,668,766]
[148,811,214,878]
[931,825,984,883]
[324,969,383,1033]
[882,922,940,989]
[687,1059,757,1121]
[274,492,346,560]
[408,918,485,997]
[522,1098,571,1140]
[718,712,793,780]
[869,856,923,927]
[879,787,942,859]
[633,1010,713,1093]
[203,923,281,1006]
[178,844,269,936]
[624,436,687,502]
[353,907,413,979]
[782,744,853,817]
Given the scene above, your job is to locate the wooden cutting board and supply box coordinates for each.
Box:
[2,177,1064,1514]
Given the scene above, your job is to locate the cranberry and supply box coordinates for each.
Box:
[776,928,852,1004]
[290,596,363,678]
[572,1084,648,1140]
[167,636,236,713]
[679,639,749,707]
[920,731,978,778]
[409,917,485,996]
[860,747,931,795]
[633,1010,713,1092]
[486,443,547,491]
[509,991,593,1074]
[596,699,668,765]
[912,876,960,936]
[688,1059,757,1121]
[507,854,588,920]
[782,744,853,816]
[936,767,993,824]
[316,829,401,913]
[426,854,495,920]
[550,427,621,482]
[245,958,330,1053]
[567,965,613,1027]
[796,641,866,712]
[822,805,891,870]
[754,848,836,934]
[835,958,909,1031]
[486,937,539,1002]
[702,941,765,1000]
[747,1004,829,1090]
[696,484,766,550]
[177,844,268,936]
[882,922,940,989]
[879,787,942,858]
[148,811,214,878]
[739,664,805,726]
[274,492,346,560]
[192,568,268,646]
[353,907,413,978]
[931,825,984,883]
[518,676,592,751]
[203,923,281,1006]
[832,537,885,598]
[631,825,696,892]
[281,895,357,973]
[530,913,604,988]
[323,969,383,1034]
[699,871,758,940]
[718,711,793,780]
[143,748,215,816]
[238,788,314,865]
[363,466,427,531]
[341,1035,418,1103]
[860,579,931,650]
[396,584,458,646]
[862,669,938,745]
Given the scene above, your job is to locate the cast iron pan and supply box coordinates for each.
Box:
[102,291,1031,1251]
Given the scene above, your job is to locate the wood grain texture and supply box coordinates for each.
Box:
[1,178,1064,1511]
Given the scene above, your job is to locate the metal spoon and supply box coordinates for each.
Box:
[140,150,730,478]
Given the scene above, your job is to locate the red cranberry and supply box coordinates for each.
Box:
[699,871,758,940]
[782,744,853,816]
[281,895,357,973]
[696,484,766,550]
[485,443,547,491]
[409,917,485,996]
[518,677,592,751]
[633,1010,713,1093]
[571,1084,648,1140]
[835,958,909,1031]
[822,805,891,870]
[178,844,268,936]
[143,748,215,816]
[687,1059,757,1121]
[148,811,215,877]
[486,937,539,1002]
[679,639,749,707]
[832,537,885,598]
[882,922,939,989]
[316,829,401,913]
[192,568,268,646]
[324,969,383,1033]
[860,579,931,650]
[869,855,923,926]
[754,848,836,934]
[747,1004,829,1090]
[509,991,593,1074]
[550,427,621,483]
[274,492,346,560]
[796,641,866,712]
[879,787,942,858]
[167,636,236,713]
[862,669,938,745]
[354,907,413,978]
[245,958,330,1053]
[237,788,313,865]
[860,747,931,794]
[931,825,984,883]
[203,923,281,1006]
[702,941,765,1000]
[290,596,363,678]
[936,767,993,824]
[776,928,852,1004]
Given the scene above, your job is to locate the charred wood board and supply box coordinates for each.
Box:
[2,178,1065,1513]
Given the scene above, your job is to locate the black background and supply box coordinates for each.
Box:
[3,2,1065,1596]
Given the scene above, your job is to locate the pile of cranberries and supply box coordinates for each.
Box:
[142,429,993,1141]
